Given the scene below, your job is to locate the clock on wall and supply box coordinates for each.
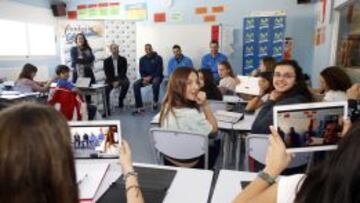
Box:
[160,0,173,8]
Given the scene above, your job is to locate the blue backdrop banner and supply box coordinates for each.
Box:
[242,16,286,75]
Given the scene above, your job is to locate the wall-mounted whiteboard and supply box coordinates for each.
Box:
[136,24,212,75]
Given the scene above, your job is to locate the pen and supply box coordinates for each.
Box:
[77,173,88,185]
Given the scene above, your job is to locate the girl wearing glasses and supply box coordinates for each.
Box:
[251,60,313,134]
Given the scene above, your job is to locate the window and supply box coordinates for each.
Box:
[0,19,56,57]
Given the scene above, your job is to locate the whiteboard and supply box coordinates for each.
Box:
[136,24,212,75]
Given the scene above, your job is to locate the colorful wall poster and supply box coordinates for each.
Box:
[125,3,147,21]
[154,12,166,23]
[195,7,208,15]
[204,15,216,22]
[242,16,287,75]
[169,12,183,22]
[212,6,225,13]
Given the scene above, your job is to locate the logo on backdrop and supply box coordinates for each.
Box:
[274,17,285,29]
[245,45,254,57]
[245,19,255,30]
[259,18,270,30]
[245,33,255,43]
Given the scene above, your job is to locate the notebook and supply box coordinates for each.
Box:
[76,162,110,202]
[235,76,261,96]
[97,166,177,203]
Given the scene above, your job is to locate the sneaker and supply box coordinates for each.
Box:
[131,108,145,115]
[153,103,159,111]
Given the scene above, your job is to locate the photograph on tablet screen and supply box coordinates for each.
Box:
[69,121,121,157]
[274,102,347,152]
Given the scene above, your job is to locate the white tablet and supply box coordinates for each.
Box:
[273,101,348,153]
[68,120,121,158]
[235,75,261,96]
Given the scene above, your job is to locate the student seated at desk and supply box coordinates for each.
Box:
[250,56,276,77]
[55,65,82,94]
[232,121,356,203]
[217,61,239,94]
[0,103,144,203]
[198,69,223,101]
[159,68,218,168]
[14,63,52,93]
[251,60,312,134]
[317,66,352,102]
[53,65,96,120]
[245,71,274,112]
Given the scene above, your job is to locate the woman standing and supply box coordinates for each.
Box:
[70,33,96,84]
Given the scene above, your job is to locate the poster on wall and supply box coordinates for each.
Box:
[242,15,286,75]
[67,2,147,21]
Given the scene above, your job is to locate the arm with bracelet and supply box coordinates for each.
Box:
[119,140,144,203]
[232,126,293,203]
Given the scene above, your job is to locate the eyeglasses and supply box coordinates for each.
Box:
[273,72,295,79]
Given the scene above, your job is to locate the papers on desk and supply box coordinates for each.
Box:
[215,110,244,123]
[235,76,261,96]
[1,90,21,95]
[76,162,110,202]
[222,95,246,103]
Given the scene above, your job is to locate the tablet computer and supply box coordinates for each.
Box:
[273,101,348,153]
[68,120,121,158]
[76,77,91,88]
[235,76,261,96]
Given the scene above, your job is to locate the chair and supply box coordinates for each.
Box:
[48,87,87,121]
[245,134,312,171]
[149,127,209,169]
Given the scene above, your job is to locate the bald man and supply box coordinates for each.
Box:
[103,43,129,113]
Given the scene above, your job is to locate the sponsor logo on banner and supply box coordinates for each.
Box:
[259,18,270,30]
[245,45,254,57]
[245,32,255,43]
[259,32,269,43]
[245,18,255,30]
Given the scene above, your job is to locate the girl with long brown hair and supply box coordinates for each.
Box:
[159,67,218,168]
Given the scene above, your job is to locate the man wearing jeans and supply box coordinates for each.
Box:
[132,44,163,114]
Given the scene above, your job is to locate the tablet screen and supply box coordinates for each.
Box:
[274,102,347,153]
[69,121,121,158]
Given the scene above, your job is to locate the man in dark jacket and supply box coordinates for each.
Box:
[103,43,129,113]
[132,44,163,114]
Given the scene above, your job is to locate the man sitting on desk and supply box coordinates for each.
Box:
[133,44,163,115]
[103,43,129,112]
[201,40,228,84]
[167,44,193,76]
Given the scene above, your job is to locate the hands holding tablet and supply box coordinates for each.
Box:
[264,126,294,177]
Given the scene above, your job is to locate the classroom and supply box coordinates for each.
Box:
[0,0,359,203]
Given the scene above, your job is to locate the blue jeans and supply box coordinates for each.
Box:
[133,77,162,108]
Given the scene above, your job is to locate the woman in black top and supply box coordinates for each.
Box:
[70,33,96,84]
[251,60,312,134]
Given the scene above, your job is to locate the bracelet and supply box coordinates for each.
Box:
[123,171,138,182]
[258,171,276,185]
[126,185,140,195]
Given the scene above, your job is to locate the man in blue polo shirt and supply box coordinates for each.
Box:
[167,44,193,76]
[201,40,228,83]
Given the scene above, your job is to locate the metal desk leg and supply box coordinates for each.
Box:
[235,133,242,170]
[101,87,109,117]
[222,132,230,169]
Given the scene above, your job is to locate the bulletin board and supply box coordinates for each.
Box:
[136,24,213,75]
